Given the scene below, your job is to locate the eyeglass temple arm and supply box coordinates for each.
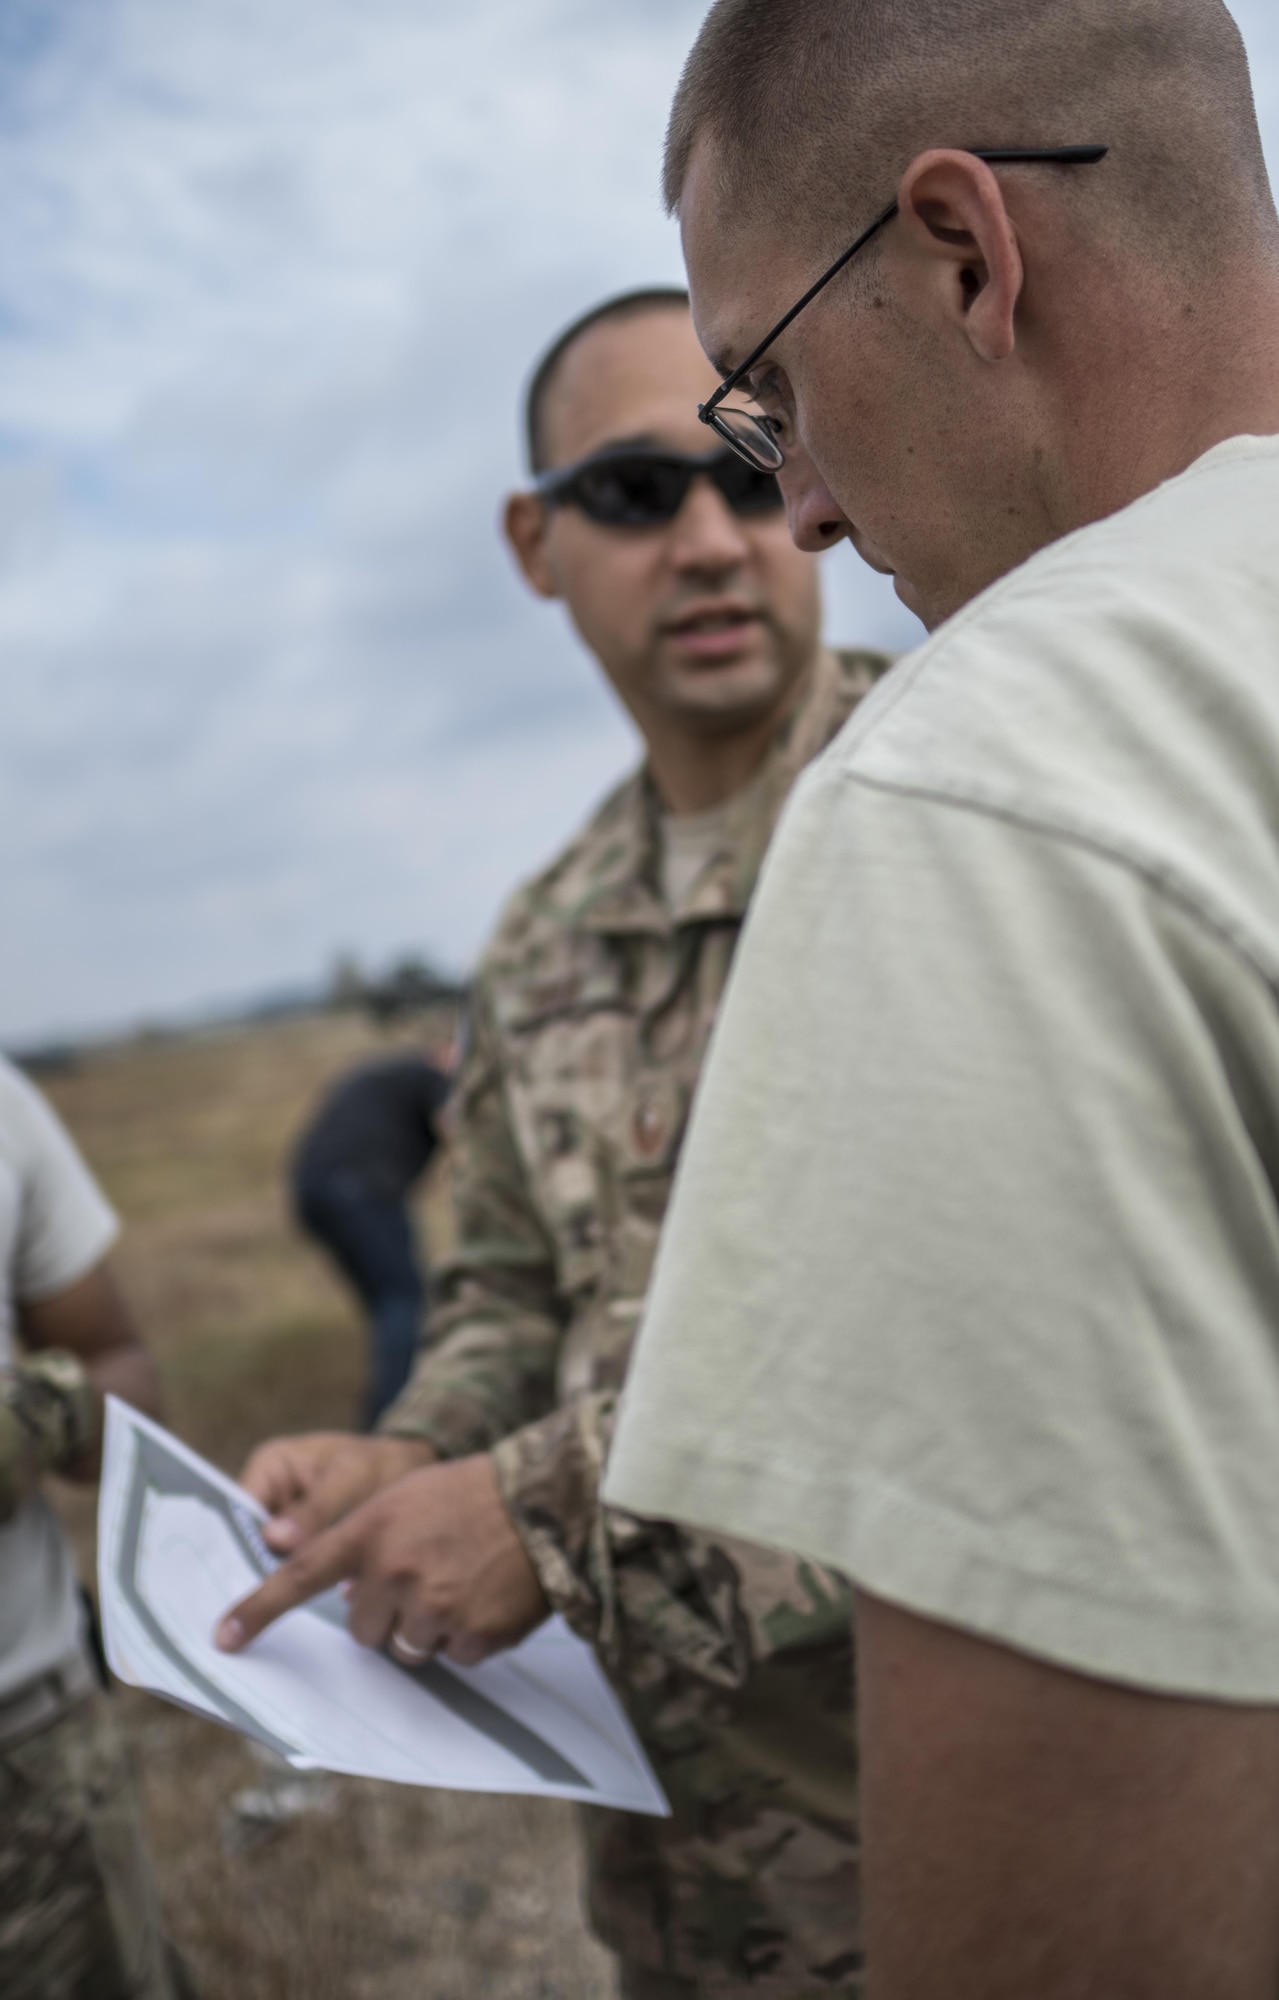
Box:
[704,144,1108,415]
[706,199,899,411]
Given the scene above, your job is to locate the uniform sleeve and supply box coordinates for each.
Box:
[377,989,566,1458]
[491,1389,853,1681]
[608,771,1279,1703]
[0,1063,118,1304]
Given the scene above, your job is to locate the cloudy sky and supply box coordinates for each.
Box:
[1,1,1276,1046]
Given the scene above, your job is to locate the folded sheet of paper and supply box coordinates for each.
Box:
[97,1399,667,1815]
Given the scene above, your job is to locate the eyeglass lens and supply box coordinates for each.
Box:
[705,408,785,475]
[571,452,782,526]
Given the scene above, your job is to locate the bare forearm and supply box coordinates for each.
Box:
[17,1259,162,1482]
[84,1337,160,1418]
[62,1340,162,1480]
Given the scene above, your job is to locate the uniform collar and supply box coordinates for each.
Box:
[579,649,846,936]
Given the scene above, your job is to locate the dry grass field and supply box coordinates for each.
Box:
[38,1011,619,2000]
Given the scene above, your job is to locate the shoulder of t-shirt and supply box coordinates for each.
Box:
[0,1055,67,1158]
[0,1054,105,1191]
[0,1055,118,1297]
[831,436,1279,771]
[806,436,1279,975]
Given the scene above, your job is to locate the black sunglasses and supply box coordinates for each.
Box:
[535,444,784,528]
[700,144,1110,471]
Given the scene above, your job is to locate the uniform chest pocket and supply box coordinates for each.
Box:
[509,1005,632,1297]
[510,1007,695,1302]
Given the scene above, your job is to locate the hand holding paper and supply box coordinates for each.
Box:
[217,1452,549,1669]
[98,1398,667,1814]
[239,1429,437,1554]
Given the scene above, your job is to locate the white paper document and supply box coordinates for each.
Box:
[98,1398,668,1815]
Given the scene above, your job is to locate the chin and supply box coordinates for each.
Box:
[891,573,933,627]
[663,660,795,734]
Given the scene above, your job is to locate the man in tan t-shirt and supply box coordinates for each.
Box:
[605,3,1279,1998]
[0,1054,181,1997]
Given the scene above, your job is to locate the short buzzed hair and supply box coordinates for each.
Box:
[665,0,1275,276]
[523,287,690,475]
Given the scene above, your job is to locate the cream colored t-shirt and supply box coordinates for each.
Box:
[606,435,1279,1702]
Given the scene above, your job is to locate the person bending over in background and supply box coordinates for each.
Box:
[219,286,891,1998]
[290,1050,450,1426]
[0,1053,187,2000]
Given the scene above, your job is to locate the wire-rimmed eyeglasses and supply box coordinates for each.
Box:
[699,145,1109,473]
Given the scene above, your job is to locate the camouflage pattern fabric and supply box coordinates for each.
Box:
[0,1693,179,2000]
[0,1351,99,1526]
[617,1961,855,2000]
[381,648,891,1993]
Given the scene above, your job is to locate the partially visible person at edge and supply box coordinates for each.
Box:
[215,288,893,1997]
[595,5,1279,1999]
[0,1054,190,1999]
[291,1050,451,1426]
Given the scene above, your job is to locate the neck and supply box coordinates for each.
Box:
[646,658,817,814]
[1053,250,1279,541]
[926,249,1279,629]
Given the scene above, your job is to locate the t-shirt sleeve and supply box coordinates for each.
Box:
[0,1063,119,1303]
[606,765,1279,1702]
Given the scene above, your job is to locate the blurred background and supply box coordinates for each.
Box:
[0,0,1276,1050]
[0,0,907,1053]
[4,5,1278,1995]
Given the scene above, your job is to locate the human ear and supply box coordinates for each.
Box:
[502,490,561,600]
[895,150,1024,364]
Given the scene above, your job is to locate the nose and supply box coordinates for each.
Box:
[778,452,852,555]
[666,474,753,575]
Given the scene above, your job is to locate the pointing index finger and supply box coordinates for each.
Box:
[215,1515,361,1652]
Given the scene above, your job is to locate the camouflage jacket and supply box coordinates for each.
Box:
[382,647,891,1994]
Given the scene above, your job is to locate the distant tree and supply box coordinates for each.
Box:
[328,951,366,1011]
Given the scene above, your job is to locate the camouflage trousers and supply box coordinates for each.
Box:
[0,1693,179,2000]
[584,1795,864,2000]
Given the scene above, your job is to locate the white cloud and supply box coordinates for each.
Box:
[0,0,1274,1042]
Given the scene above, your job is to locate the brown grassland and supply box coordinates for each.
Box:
[39,1011,619,2000]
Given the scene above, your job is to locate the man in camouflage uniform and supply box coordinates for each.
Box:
[0,1052,181,1999]
[223,289,892,1997]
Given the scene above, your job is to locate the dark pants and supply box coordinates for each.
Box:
[295,1174,426,1426]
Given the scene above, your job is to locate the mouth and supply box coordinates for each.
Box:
[662,603,763,662]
